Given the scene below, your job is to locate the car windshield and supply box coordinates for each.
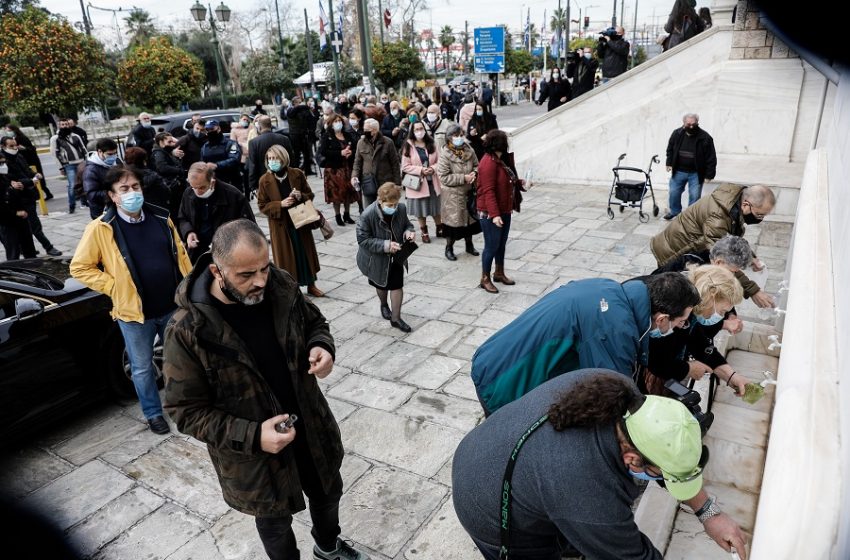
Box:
[0,260,69,290]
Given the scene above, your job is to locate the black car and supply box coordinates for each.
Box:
[0,259,156,446]
[124,109,289,147]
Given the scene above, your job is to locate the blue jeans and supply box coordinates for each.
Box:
[63,164,77,209]
[480,214,512,274]
[668,170,702,217]
[117,311,173,419]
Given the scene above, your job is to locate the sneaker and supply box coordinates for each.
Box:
[313,539,370,560]
[46,248,62,256]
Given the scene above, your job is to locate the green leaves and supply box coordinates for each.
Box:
[117,36,204,110]
[241,53,287,98]
[371,41,426,89]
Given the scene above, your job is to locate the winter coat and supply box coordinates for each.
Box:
[466,114,498,160]
[476,153,515,218]
[319,129,356,170]
[436,144,479,228]
[176,133,206,170]
[151,145,185,182]
[356,201,414,287]
[650,183,760,297]
[664,0,705,49]
[538,78,573,111]
[597,36,630,78]
[567,58,599,97]
[163,253,342,517]
[177,180,255,260]
[665,127,717,184]
[257,169,320,280]
[400,140,442,200]
[69,204,191,323]
[381,112,405,150]
[2,150,36,188]
[50,132,87,166]
[201,137,242,185]
[82,152,112,217]
[352,134,401,192]
[229,125,250,163]
[471,278,652,413]
[428,118,453,152]
[131,123,157,154]
[247,131,294,194]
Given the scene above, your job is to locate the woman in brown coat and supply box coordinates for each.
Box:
[436,123,480,261]
[257,145,324,297]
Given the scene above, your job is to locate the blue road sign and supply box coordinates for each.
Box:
[474,54,505,73]
[474,27,505,55]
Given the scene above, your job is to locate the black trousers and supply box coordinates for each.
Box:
[24,203,52,250]
[255,454,343,560]
[1,218,37,260]
[290,134,314,173]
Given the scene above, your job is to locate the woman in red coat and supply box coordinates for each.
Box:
[476,130,521,293]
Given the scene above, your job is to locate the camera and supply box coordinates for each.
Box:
[566,51,579,62]
[599,26,618,38]
[664,380,714,435]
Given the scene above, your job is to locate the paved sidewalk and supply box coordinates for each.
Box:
[0,177,790,559]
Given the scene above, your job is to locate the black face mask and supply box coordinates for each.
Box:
[58,128,71,137]
[743,212,763,225]
[207,131,222,142]
[685,124,699,134]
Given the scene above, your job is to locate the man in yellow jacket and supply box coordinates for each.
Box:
[71,165,191,434]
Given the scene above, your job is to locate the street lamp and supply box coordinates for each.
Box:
[190,1,231,109]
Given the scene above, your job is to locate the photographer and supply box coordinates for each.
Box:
[596,26,630,82]
[453,369,749,559]
[567,47,599,98]
[536,67,571,112]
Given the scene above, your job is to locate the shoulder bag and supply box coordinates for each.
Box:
[288,199,321,229]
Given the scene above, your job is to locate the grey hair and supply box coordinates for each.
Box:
[211,219,267,265]
[742,185,776,208]
[187,162,214,180]
[445,123,463,138]
[364,118,379,130]
[682,113,699,122]
[710,235,752,270]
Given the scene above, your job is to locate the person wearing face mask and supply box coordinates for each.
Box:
[177,119,208,170]
[401,121,443,243]
[380,101,406,151]
[229,114,252,197]
[257,146,325,298]
[319,114,359,226]
[201,119,243,187]
[642,265,751,399]
[380,94,390,114]
[436,124,481,261]
[453,369,750,560]
[536,67,572,112]
[178,162,256,263]
[71,165,192,435]
[151,132,187,214]
[664,0,705,51]
[352,118,401,207]
[566,48,599,98]
[651,184,776,308]
[247,116,293,196]
[466,102,498,160]
[596,26,630,82]
[425,104,452,151]
[356,183,416,332]
[0,153,37,260]
[4,124,52,200]
[49,117,88,213]
[439,92,457,122]
[471,271,700,416]
[251,98,268,116]
[131,112,157,155]
[82,138,121,219]
[663,113,717,219]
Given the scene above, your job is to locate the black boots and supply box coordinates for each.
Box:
[335,214,345,226]
[445,241,457,261]
[465,237,479,256]
[343,212,355,224]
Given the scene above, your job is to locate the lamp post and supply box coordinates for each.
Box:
[191,2,231,109]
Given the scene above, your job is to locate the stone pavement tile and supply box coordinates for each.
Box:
[315,254,357,271]
[566,218,604,230]
[339,467,447,558]
[401,355,466,390]
[317,240,357,258]
[440,311,478,325]
[632,223,665,237]
[52,412,153,466]
[316,265,347,282]
[405,320,462,349]
[402,281,468,302]
[433,456,454,487]
[533,239,573,254]
[406,265,447,283]
[359,342,434,380]
[432,267,486,290]
[96,502,207,560]
[124,438,230,521]
[666,510,733,560]
[364,314,429,339]
[442,375,479,402]
[402,295,457,320]
[460,326,497,349]
[565,207,607,220]
[34,404,125,448]
[519,262,562,276]
[201,509,268,560]
[317,364,351,391]
[503,239,537,260]
[533,221,565,234]
[549,227,588,245]
[326,396,358,422]
[167,530,229,560]
[331,310,383,342]
[310,297,358,321]
[445,341,476,360]
[334,332,396,369]
[327,373,416,411]
[100,424,174,468]
[519,251,555,264]
[323,265,363,285]
[586,228,628,240]
[702,435,765,494]
[0,447,73,498]
[449,289,495,316]
[341,454,373,491]
[490,292,540,314]
[66,486,165,558]
[630,252,659,267]
[339,408,463,477]
[324,282,375,304]
[23,460,135,530]
[403,498,481,560]
[706,402,770,449]
[704,482,759,533]
[551,249,603,270]
[513,229,551,241]
[757,222,792,247]
[397,391,484,432]
[570,234,617,252]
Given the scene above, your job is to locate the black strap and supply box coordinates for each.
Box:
[499,413,550,560]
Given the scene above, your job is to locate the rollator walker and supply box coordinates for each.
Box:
[606,153,660,223]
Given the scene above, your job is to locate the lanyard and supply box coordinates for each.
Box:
[499,413,550,560]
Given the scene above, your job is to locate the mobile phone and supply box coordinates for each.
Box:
[275,414,298,433]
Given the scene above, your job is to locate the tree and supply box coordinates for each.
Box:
[550,8,567,34]
[371,40,425,89]
[0,0,38,16]
[506,49,533,76]
[337,56,362,90]
[0,7,113,116]
[117,36,204,110]
[124,8,157,49]
[439,25,454,77]
[170,29,230,90]
[241,52,286,99]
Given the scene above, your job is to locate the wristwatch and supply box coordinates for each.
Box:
[695,497,722,524]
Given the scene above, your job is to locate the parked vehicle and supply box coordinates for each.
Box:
[0,259,156,446]
[124,110,289,148]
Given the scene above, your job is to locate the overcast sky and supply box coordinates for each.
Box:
[44,0,682,48]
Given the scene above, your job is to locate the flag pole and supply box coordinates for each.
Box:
[378,0,385,46]
[327,0,341,93]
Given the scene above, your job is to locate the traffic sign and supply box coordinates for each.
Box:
[474,54,505,73]
[474,27,505,55]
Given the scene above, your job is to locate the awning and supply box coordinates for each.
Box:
[293,62,334,85]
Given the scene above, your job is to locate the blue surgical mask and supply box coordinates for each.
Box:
[269,160,282,173]
[649,324,675,338]
[584,53,592,59]
[120,191,144,213]
[628,468,664,482]
[695,305,724,326]
[240,120,250,128]
[452,137,465,148]
[104,155,118,166]
[381,205,397,216]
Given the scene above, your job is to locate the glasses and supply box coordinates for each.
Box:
[745,201,767,219]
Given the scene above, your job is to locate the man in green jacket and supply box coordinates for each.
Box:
[650,183,776,308]
[163,219,369,560]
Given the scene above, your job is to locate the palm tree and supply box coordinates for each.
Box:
[124,8,157,49]
[550,8,567,63]
[439,25,454,77]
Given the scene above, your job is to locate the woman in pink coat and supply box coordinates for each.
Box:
[401,121,443,242]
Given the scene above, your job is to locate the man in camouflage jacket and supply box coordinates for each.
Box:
[164,220,368,560]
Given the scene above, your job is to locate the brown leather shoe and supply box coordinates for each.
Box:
[493,266,515,285]
[420,226,430,244]
[480,273,499,293]
[307,284,325,297]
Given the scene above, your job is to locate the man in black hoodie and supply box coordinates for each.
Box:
[287,97,315,175]
[131,112,157,154]
[663,113,717,220]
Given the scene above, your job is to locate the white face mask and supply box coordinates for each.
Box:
[414,130,426,140]
[195,186,214,199]
[4,148,17,155]
[475,110,484,117]
[349,118,359,128]
[426,113,438,123]
[333,122,344,132]
[391,109,399,117]
[0,163,7,174]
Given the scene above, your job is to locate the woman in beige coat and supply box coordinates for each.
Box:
[257,145,324,297]
[436,123,481,261]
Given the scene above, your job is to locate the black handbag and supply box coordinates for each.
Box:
[467,186,477,217]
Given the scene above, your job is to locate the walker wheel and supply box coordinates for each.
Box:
[607,207,615,219]
[653,205,660,217]
[639,211,649,223]
[619,205,625,213]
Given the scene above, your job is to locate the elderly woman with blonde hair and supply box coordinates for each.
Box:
[642,264,752,401]
[257,144,324,297]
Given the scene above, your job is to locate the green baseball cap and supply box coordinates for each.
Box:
[624,395,705,501]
